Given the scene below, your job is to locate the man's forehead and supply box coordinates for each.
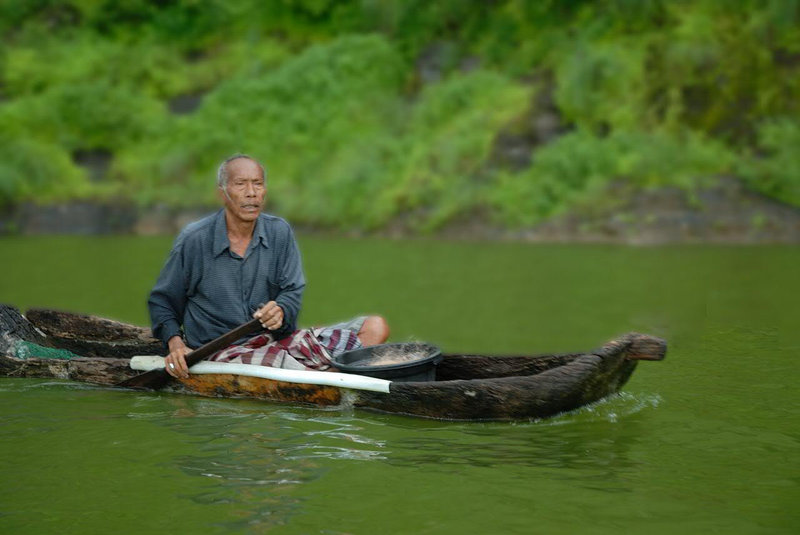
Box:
[228,158,264,178]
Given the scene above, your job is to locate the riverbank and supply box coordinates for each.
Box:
[2,176,798,244]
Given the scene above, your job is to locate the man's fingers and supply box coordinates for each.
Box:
[167,358,180,378]
[166,350,191,379]
[254,302,283,330]
[267,309,283,329]
[254,301,278,319]
[177,353,190,378]
[166,356,179,378]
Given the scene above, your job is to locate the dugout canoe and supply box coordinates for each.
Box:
[0,305,666,421]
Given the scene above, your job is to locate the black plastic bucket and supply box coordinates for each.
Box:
[333,342,442,382]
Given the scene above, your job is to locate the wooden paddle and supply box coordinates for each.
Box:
[116,318,262,390]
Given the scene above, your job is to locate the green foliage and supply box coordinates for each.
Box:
[543,0,800,142]
[0,134,88,205]
[1,81,165,151]
[114,34,406,208]
[491,129,737,226]
[0,0,798,232]
[738,118,800,206]
[554,39,649,132]
[3,33,289,99]
[373,70,531,230]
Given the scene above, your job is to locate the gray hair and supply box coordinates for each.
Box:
[216,154,266,190]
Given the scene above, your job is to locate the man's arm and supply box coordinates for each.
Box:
[149,241,197,378]
[148,244,188,348]
[270,225,305,338]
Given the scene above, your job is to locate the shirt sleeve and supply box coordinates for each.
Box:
[148,240,188,347]
[272,225,305,338]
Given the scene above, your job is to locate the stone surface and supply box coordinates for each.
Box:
[521,177,800,244]
[1,177,798,243]
[15,201,137,235]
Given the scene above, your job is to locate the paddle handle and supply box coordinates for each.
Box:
[117,318,262,390]
[183,318,262,368]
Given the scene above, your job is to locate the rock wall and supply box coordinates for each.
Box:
[2,177,799,244]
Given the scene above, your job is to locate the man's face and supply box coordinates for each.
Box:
[220,158,266,224]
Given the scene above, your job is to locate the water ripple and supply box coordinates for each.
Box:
[542,391,663,426]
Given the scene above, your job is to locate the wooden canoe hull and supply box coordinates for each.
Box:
[0,337,656,421]
[0,305,666,421]
[0,354,344,406]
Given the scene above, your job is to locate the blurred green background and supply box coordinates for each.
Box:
[0,0,798,234]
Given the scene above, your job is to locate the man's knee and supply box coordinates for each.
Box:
[358,315,390,346]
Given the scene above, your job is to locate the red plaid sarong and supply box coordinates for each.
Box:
[208,327,361,371]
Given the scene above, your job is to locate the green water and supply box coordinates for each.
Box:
[1,236,798,534]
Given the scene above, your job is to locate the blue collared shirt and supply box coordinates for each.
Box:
[148,209,305,349]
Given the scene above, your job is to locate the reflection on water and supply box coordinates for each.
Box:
[135,399,393,530]
[129,388,667,532]
[381,402,658,495]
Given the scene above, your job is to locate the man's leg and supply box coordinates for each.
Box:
[357,315,390,347]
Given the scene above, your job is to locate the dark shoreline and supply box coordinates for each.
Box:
[3,178,799,245]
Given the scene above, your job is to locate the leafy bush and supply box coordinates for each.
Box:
[372,70,531,230]
[490,129,737,226]
[554,39,649,132]
[738,119,800,206]
[0,134,88,205]
[1,81,166,151]
[3,34,289,99]
[114,34,406,209]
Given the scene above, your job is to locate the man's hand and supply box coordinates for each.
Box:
[254,301,284,331]
[164,336,192,379]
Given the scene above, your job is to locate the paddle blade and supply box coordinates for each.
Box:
[116,367,172,390]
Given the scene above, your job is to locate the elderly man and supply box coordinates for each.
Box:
[149,154,389,379]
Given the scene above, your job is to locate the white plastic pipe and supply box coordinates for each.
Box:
[130,356,391,393]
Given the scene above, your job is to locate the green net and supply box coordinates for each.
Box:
[14,340,80,360]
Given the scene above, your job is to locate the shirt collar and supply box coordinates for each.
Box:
[212,209,270,257]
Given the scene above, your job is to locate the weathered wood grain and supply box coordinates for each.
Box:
[25,308,164,359]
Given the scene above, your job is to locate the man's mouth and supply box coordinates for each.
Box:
[242,204,260,211]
